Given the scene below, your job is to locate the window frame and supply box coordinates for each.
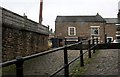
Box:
[68,27,76,36]
[90,26,100,36]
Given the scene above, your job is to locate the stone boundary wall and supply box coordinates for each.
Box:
[0,7,49,62]
[0,6,2,77]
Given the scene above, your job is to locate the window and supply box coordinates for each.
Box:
[116,36,120,39]
[68,27,76,36]
[90,36,100,44]
[91,26,100,35]
[107,37,113,43]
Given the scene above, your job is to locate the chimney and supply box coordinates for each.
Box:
[39,0,43,24]
[118,10,120,23]
[118,1,120,23]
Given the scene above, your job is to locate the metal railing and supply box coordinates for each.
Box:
[0,38,98,77]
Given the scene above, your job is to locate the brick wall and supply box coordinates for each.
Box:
[55,21,108,43]
[105,23,117,40]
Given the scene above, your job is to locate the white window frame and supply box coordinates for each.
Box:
[68,27,76,36]
[90,26,100,36]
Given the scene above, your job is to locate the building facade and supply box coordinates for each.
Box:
[55,13,118,43]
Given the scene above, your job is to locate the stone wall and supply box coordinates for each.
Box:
[0,7,2,64]
[1,7,49,62]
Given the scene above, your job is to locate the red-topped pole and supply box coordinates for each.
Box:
[39,0,43,24]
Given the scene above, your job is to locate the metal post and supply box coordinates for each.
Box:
[64,38,69,77]
[80,42,84,67]
[92,38,95,53]
[64,38,67,45]
[96,38,98,44]
[78,37,80,42]
[78,37,82,42]
[88,40,91,58]
[16,56,24,77]
[105,33,107,44]
[96,38,98,49]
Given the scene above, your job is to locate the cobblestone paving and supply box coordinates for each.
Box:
[23,50,80,75]
[85,49,119,75]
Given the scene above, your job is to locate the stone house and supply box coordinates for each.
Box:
[55,13,118,44]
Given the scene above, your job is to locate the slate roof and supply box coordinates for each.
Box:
[104,18,118,24]
[55,14,106,22]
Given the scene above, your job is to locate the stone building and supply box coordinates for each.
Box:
[55,2,120,44]
[55,13,119,44]
[0,7,49,61]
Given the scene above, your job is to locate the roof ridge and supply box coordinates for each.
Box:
[56,15,106,22]
[104,18,118,19]
[57,15,96,17]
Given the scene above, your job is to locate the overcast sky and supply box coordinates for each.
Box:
[0,0,120,31]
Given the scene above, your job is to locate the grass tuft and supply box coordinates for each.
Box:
[70,50,99,76]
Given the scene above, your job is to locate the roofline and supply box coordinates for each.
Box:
[56,14,106,22]
[2,7,39,24]
[0,6,2,9]
[56,15,97,17]
[104,18,118,24]
[55,21,106,23]
[104,18,117,19]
